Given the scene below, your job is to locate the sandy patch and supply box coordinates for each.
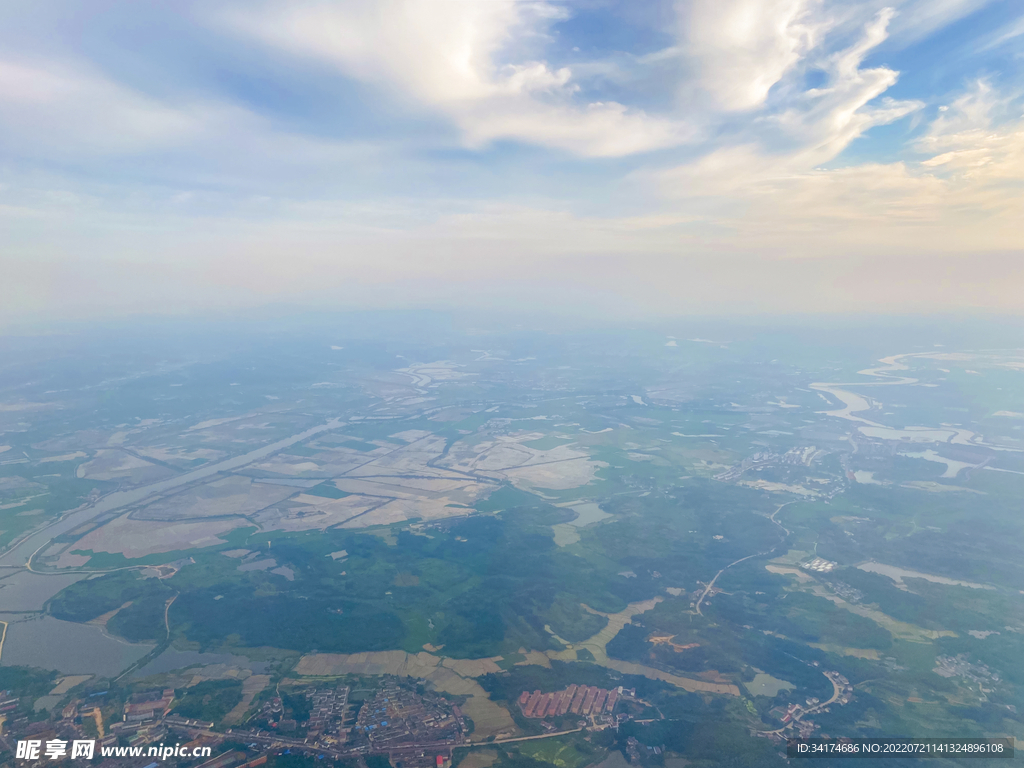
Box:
[253,495,383,532]
[438,434,604,491]
[53,552,92,568]
[346,435,460,480]
[808,644,881,660]
[39,452,88,463]
[333,477,490,501]
[0,402,58,412]
[49,675,93,695]
[72,514,244,558]
[901,481,984,494]
[134,446,226,464]
[88,601,134,627]
[443,657,504,677]
[186,416,249,432]
[501,459,603,492]
[76,450,173,483]
[739,480,819,496]
[250,459,321,475]
[810,586,955,642]
[766,565,813,582]
[135,476,298,521]
[389,430,434,443]
[256,494,381,531]
[514,651,552,668]
[337,497,475,529]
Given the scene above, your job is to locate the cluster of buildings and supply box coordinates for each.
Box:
[0,693,26,738]
[96,689,179,750]
[518,685,619,720]
[714,451,781,482]
[124,690,175,725]
[350,679,465,768]
[762,671,853,742]
[624,736,662,764]
[820,579,864,603]
[0,686,183,757]
[0,675,471,768]
[240,678,465,768]
[304,687,350,742]
[934,654,999,689]
[712,446,845,500]
[0,687,221,768]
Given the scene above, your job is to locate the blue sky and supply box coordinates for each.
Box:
[2,0,1023,326]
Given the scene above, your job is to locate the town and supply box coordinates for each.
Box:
[0,672,675,768]
[0,677,471,768]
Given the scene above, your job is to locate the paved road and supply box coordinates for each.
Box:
[695,501,795,616]
[490,728,584,745]
[760,672,843,735]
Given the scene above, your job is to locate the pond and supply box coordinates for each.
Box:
[743,672,795,697]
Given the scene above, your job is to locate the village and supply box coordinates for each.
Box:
[757,671,855,742]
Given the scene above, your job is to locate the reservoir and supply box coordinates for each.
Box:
[0,613,154,677]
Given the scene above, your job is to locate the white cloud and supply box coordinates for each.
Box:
[647,77,1024,257]
[2,0,1023,325]
[888,0,999,44]
[770,8,922,164]
[0,59,202,155]
[678,0,824,111]
[217,0,692,157]
[980,12,1024,50]
[656,9,921,197]
[913,81,1024,204]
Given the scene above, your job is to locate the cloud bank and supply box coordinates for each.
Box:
[1,0,1023,325]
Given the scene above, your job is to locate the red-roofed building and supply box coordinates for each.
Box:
[570,686,588,714]
[524,690,543,718]
[547,691,564,717]
[581,687,598,715]
[605,689,618,713]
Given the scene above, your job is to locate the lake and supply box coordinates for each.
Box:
[552,503,612,547]
[743,672,795,697]
[0,613,154,677]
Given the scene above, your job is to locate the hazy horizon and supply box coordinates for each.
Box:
[3,0,1024,325]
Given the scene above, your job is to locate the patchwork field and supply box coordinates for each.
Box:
[76,449,174,484]
[134,476,298,520]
